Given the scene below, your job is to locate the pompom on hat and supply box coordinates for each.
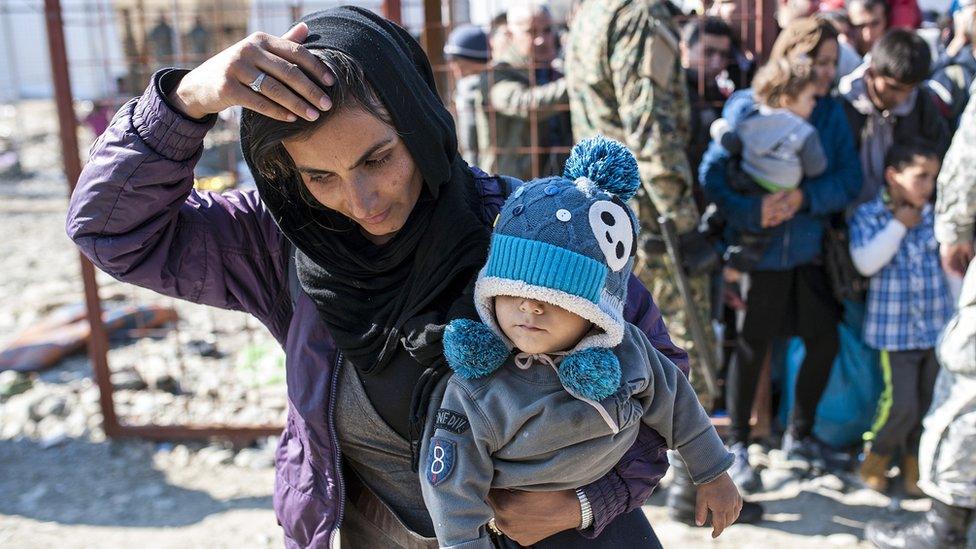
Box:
[443,137,641,401]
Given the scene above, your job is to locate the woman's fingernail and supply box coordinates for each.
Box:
[306,108,319,120]
[320,97,331,109]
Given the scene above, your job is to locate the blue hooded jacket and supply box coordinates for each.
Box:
[699,90,862,270]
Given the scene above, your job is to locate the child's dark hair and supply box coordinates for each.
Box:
[752,56,817,108]
[870,28,932,85]
[884,140,939,172]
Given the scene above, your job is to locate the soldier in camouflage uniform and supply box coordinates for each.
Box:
[935,91,976,280]
[865,90,976,549]
[565,0,763,527]
[474,5,572,180]
[565,0,714,406]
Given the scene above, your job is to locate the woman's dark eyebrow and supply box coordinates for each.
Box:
[296,135,396,175]
[349,136,396,168]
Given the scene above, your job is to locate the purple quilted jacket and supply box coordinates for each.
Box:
[66,77,689,548]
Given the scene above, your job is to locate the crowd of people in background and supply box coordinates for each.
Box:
[441,0,976,546]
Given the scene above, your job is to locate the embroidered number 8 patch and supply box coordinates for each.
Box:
[426,437,456,486]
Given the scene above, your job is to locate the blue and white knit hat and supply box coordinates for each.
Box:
[444,136,641,400]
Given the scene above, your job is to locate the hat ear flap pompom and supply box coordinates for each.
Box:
[563,136,640,202]
[443,319,509,379]
[558,347,621,401]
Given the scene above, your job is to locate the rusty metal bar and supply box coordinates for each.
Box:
[760,0,778,62]
[45,0,121,438]
[116,424,282,442]
[382,0,402,25]
[421,0,448,98]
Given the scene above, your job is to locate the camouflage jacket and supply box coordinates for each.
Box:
[473,52,572,180]
[918,256,976,508]
[935,87,976,247]
[565,0,698,233]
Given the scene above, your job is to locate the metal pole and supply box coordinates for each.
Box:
[759,0,778,62]
[1,2,24,104]
[290,1,301,25]
[421,0,448,100]
[44,0,120,438]
[118,424,282,442]
[382,0,402,25]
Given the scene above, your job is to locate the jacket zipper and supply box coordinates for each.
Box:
[328,351,345,548]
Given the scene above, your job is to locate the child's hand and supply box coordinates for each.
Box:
[894,205,922,229]
[696,472,743,538]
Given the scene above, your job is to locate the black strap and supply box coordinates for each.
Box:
[498,174,521,199]
[286,244,302,308]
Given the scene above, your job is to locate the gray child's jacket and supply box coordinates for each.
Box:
[419,323,733,549]
[715,107,827,192]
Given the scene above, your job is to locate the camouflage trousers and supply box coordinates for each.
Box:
[633,249,716,411]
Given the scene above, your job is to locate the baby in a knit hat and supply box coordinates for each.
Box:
[419,137,741,549]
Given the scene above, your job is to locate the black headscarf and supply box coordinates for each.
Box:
[243,7,489,402]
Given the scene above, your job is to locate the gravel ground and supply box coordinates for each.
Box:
[0,102,942,549]
[0,431,933,549]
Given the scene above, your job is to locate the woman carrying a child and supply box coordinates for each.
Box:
[700,17,863,491]
[67,7,693,549]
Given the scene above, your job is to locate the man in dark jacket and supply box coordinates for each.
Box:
[681,16,735,207]
[839,28,951,206]
[705,0,758,90]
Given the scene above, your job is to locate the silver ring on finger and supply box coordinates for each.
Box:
[248,72,267,93]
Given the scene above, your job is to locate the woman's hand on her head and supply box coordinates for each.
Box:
[168,22,334,122]
[487,488,581,545]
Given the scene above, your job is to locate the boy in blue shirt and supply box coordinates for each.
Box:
[849,141,954,496]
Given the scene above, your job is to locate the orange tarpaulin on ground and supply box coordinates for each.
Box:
[0,304,178,373]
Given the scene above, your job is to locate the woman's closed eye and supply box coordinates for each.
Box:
[365,152,392,169]
[308,172,335,185]
[303,148,393,185]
